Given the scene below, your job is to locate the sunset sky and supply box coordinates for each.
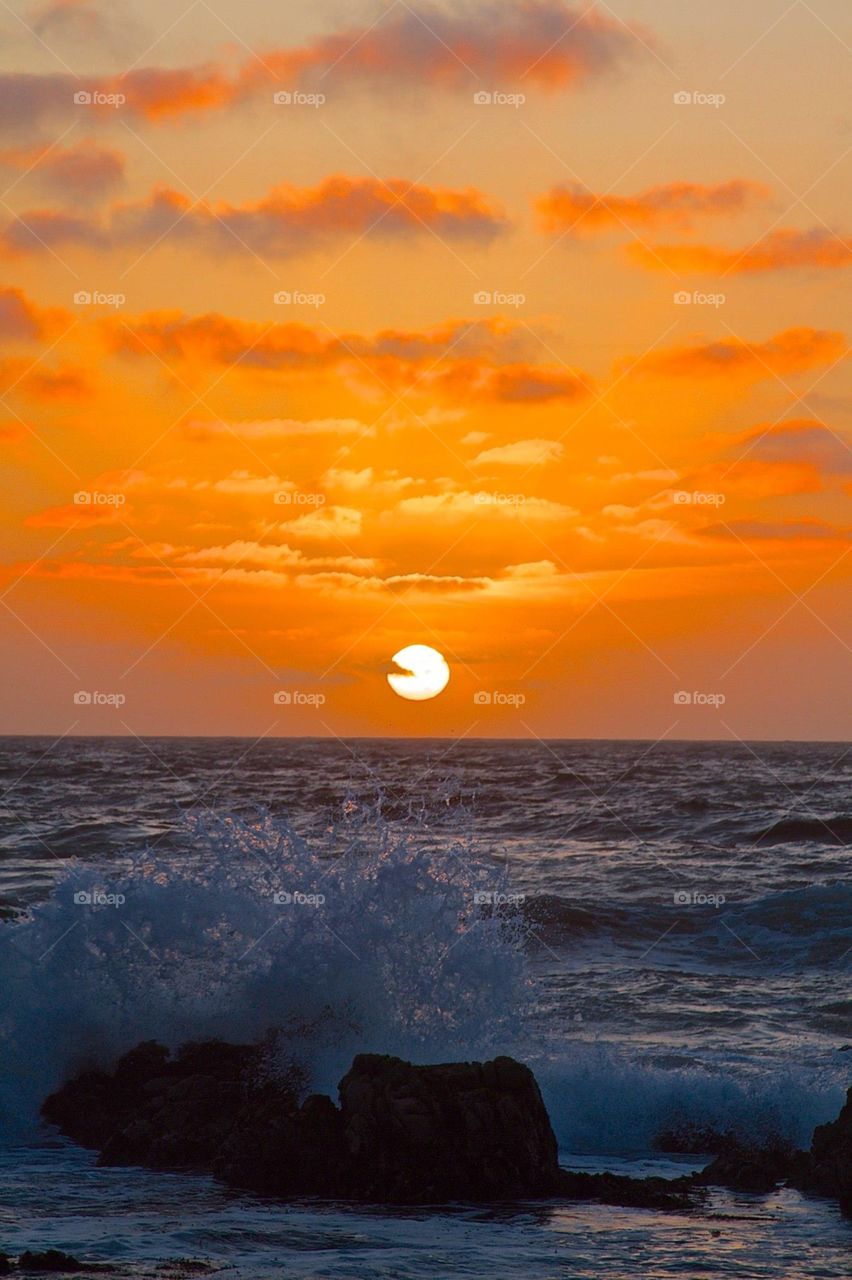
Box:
[1,0,850,739]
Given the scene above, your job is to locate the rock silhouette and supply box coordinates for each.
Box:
[42,1038,701,1209]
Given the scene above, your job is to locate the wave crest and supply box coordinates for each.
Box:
[0,797,529,1140]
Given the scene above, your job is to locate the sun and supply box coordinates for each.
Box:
[387,645,451,702]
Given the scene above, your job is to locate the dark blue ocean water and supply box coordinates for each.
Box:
[0,737,849,1277]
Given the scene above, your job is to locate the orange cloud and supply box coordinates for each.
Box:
[21,367,92,400]
[0,3,648,131]
[27,500,119,528]
[537,179,768,234]
[0,177,506,258]
[0,286,68,340]
[700,518,849,542]
[251,1,649,95]
[0,139,124,201]
[732,420,852,477]
[0,353,91,400]
[637,328,846,382]
[474,438,564,465]
[477,364,590,402]
[628,227,852,274]
[107,310,593,405]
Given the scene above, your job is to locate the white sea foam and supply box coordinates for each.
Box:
[0,798,529,1140]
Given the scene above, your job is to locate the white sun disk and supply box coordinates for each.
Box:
[387,644,450,702]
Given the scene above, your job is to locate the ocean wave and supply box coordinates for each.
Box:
[749,816,852,846]
[0,799,530,1142]
[536,1044,845,1154]
[521,882,852,965]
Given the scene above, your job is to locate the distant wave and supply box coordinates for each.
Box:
[522,882,852,965]
[749,816,852,846]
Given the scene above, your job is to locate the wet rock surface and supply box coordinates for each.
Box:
[54,1037,852,1213]
[697,1086,852,1214]
[0,1252,112,1275]
[43,1041,563,1203]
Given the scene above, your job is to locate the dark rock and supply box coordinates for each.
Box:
[43,1039,702,1209]
[555,1168,698,1211]
[796,1085,852,1215]
[654,1123,739,1155]
[216,1090,348,1198]
[43,1038,298,1174]
[0,1255,11,1276]
[695,1086,852,1216]
[17,1251,85,1273]
[334,1052,559,1201]
[699,1139,801,1193]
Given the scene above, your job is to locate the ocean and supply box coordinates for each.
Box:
[0,737,849,1277]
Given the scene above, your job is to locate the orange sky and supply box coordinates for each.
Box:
[0,0,850,739]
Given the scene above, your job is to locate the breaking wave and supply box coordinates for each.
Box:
[0,794,530,1141]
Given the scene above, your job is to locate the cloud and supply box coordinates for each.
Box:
[109,310,594,406]
[0,65,233,136]
[537,179,768,234]
[111,313,528,368]
[736,420,852,477]
[0,355,91,400]
[185,416,373,441]
[629,227,852,274]
[701,518,849,541]
[27,497,121,527]
[280,506,363,541]
[262,1,647,94]
[187,471,293,497]
[293,568,491,596]
[0,286,59,340]
[323,467,415,496]
[0,3,647,132]
[637,328,846,381]
[397,490,575,519]
[28,0,135,47]
[30,0,102,36]
[0,177,506,258]
[474,438,564,465]
[178,541,376,573]
[479,364,591,402]
[0,140,125,202]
